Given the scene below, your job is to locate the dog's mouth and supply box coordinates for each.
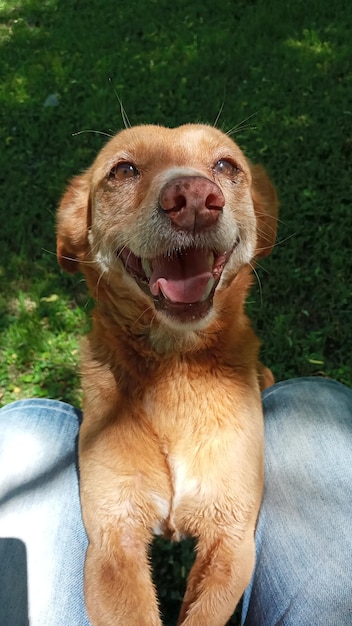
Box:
[118,241,239,321]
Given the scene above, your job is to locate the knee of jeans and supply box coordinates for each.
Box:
[0,399,81,470]
[262,376,352,430]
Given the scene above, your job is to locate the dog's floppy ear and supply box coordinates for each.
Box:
[250,164,279,258]
[56,173,91,273]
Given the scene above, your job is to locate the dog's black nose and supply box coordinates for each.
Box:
[159,176,225,234]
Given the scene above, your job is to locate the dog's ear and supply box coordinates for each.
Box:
[56,173,91,273]
[250,164,279,258]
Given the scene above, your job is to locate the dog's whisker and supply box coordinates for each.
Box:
[213,100,225,129]
[253,259,270,276]
[249,261,263,306]
[60,254,94,267]
[108,79,132,129]
[131,304,155,330]
[42,247,59,258]
[72,129,114,138]
[274,231,298,247]
[43,246,93,266]
[83,293,93,311]
[115,232,146,260]
[226,124,258,136]
[93,268,108,302]
[226,112,260,137]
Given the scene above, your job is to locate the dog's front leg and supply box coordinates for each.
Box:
[84,523,161,626]
[177,527,256,626]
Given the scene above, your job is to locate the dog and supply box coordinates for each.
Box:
[56,123,278,626]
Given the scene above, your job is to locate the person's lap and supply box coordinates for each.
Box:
[242,377,352,625]
[0,377,351,625]
[0,399,89,626]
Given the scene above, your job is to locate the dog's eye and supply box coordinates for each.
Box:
[109,162,139,181]
[213,159,239,178]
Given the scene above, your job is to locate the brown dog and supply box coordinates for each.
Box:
[57,124,278,626]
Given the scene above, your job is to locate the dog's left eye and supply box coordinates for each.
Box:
[213,159,239,178]
[109,162,139,180]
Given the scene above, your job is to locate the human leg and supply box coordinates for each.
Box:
[242,377,352,626]
[0,399,90,626]
[3,378,351,626]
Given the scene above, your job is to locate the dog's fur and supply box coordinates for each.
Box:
[56,124,278,626]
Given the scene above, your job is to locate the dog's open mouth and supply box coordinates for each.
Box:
[118,242,239,321]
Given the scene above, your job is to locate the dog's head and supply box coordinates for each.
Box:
[57,124,278,331]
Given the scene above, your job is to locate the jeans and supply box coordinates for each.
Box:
[0,377,351,625]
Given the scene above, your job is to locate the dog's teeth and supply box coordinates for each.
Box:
[200,277,215,302]
[141,258,152,279]
[208,251,215,269]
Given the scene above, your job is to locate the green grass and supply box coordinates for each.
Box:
[0,0,351,622]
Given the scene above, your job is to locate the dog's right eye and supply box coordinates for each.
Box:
[109,162,139,181]
[213,159,239,178]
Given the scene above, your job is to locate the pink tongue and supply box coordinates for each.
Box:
[150,249,214,304]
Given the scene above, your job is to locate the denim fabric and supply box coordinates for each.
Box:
[242,377,352,625]
[0,378,351,625]
[0,400,90,626]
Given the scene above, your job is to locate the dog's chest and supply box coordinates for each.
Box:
[150,454,198,541]
[141,382,242,540]
[142,388,195,535]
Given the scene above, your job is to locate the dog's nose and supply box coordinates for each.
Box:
[159,176,225,233]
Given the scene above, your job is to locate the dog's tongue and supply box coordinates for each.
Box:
[149,249,214,304]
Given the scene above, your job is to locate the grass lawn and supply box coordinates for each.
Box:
[0,0,351,623]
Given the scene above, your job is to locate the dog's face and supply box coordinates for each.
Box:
[57,124,277,329]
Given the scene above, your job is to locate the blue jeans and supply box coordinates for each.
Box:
[0,378,351,625]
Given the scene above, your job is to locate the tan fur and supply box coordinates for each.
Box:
[56,124,278,625]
